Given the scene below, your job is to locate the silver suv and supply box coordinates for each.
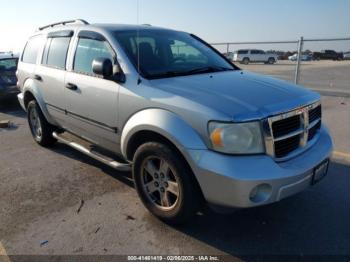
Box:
[17,20,333,224]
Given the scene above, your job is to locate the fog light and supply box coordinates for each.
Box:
[249,184,272,203]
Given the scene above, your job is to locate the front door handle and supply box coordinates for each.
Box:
[34,75,42,81]
[65,83,78,91]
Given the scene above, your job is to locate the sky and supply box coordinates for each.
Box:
[1,0,349,52]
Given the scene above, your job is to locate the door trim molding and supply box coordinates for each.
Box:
[46,103,118,133]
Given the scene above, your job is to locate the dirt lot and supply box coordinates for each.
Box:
[0,96,350,259]
[239,60,350,97]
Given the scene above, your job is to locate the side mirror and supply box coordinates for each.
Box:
[92,57,113,78]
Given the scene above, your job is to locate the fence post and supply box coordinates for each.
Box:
[294,36,304,84]
[227,43,230,54]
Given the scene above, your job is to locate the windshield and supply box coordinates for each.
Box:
[114,29,236,79]
[0,58,18,72]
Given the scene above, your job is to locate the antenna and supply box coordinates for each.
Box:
[136,0,142,85]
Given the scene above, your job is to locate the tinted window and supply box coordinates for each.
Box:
[74,38,114,75]
[22,35,44,64]
[115,30,235,79]
[237,50,248,54]
[0,58,18,72]
[251,50,259,54]
[170,40,208,63]
[42,37,71,69]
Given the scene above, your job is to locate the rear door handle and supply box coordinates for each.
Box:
[65,83,78,91]
[34,75,42,81]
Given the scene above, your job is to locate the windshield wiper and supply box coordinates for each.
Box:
[186,66,233,74]
[147,66,233,79]
[147,71,188,79]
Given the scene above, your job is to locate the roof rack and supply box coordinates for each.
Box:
[38,19,89,31]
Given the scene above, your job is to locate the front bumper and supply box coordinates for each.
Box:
[186,125,333,208]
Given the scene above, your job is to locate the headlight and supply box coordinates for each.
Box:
[208,121,264,154]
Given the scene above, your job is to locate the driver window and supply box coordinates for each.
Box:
[74,38,114,75]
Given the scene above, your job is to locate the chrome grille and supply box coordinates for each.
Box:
[271,115,301,137]
[264,101,322,161]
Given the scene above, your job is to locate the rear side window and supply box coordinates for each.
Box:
[237,50,248,54]
[22,35,44,64]
[73,38,114,75]
[42,37,71,69]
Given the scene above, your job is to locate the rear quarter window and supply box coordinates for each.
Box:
[22,35,44,64]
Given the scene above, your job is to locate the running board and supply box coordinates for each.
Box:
[52,132,131,172]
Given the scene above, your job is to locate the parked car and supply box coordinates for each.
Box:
[233,49,278,64]
[17,20,333,224]
[343,51,350,60]
[313,50,343,61]
[223,52,234,61]
[288,53,313,61]
[0,53,19,101]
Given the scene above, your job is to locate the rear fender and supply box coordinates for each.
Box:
[22,78,57,125]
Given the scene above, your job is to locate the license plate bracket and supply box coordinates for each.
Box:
[311,159,329,185]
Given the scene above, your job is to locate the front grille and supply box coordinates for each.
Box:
[275,134,300,158]
[309,105,321,123]
[308,121,321,141]
[265,101,322,160]
[272,115,301,138]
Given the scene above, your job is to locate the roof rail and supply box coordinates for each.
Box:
[38,19,89,31]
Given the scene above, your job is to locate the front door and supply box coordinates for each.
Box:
[64,34,120,152]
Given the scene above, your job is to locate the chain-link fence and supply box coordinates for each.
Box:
[211,37,350,97]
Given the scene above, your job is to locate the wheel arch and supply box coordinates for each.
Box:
[121,109,207,161]
[122,109,207,202]
[22,79,57,125]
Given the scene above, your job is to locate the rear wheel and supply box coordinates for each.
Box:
[242,57,250,65]
[27,100,57,147]
[133,142,201,224]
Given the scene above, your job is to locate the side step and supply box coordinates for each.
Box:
[52,132,131,172]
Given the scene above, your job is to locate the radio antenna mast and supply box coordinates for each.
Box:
[136,0,141,85]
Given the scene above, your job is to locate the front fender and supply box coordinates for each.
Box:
[22,78,57,125]
[120,108,207,159]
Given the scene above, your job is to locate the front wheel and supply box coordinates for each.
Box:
[27,100,57,147]
[133,142,201,224]
[242,58,250,65]
[268,57,276,64]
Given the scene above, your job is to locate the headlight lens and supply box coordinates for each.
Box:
[208,121,264,154]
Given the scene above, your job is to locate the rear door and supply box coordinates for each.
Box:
[64,31,120,151]
[250,50,260,62]
[35,30,73,125]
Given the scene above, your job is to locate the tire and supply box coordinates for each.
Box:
[242,58,250,65]
[27,100,57,147]
[268,57,275,64]
[133,142,201,224]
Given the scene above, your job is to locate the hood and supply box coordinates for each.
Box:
[150,70,320,121]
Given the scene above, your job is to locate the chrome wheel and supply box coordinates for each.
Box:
[141,156,180,210]
[29,106,42,139]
